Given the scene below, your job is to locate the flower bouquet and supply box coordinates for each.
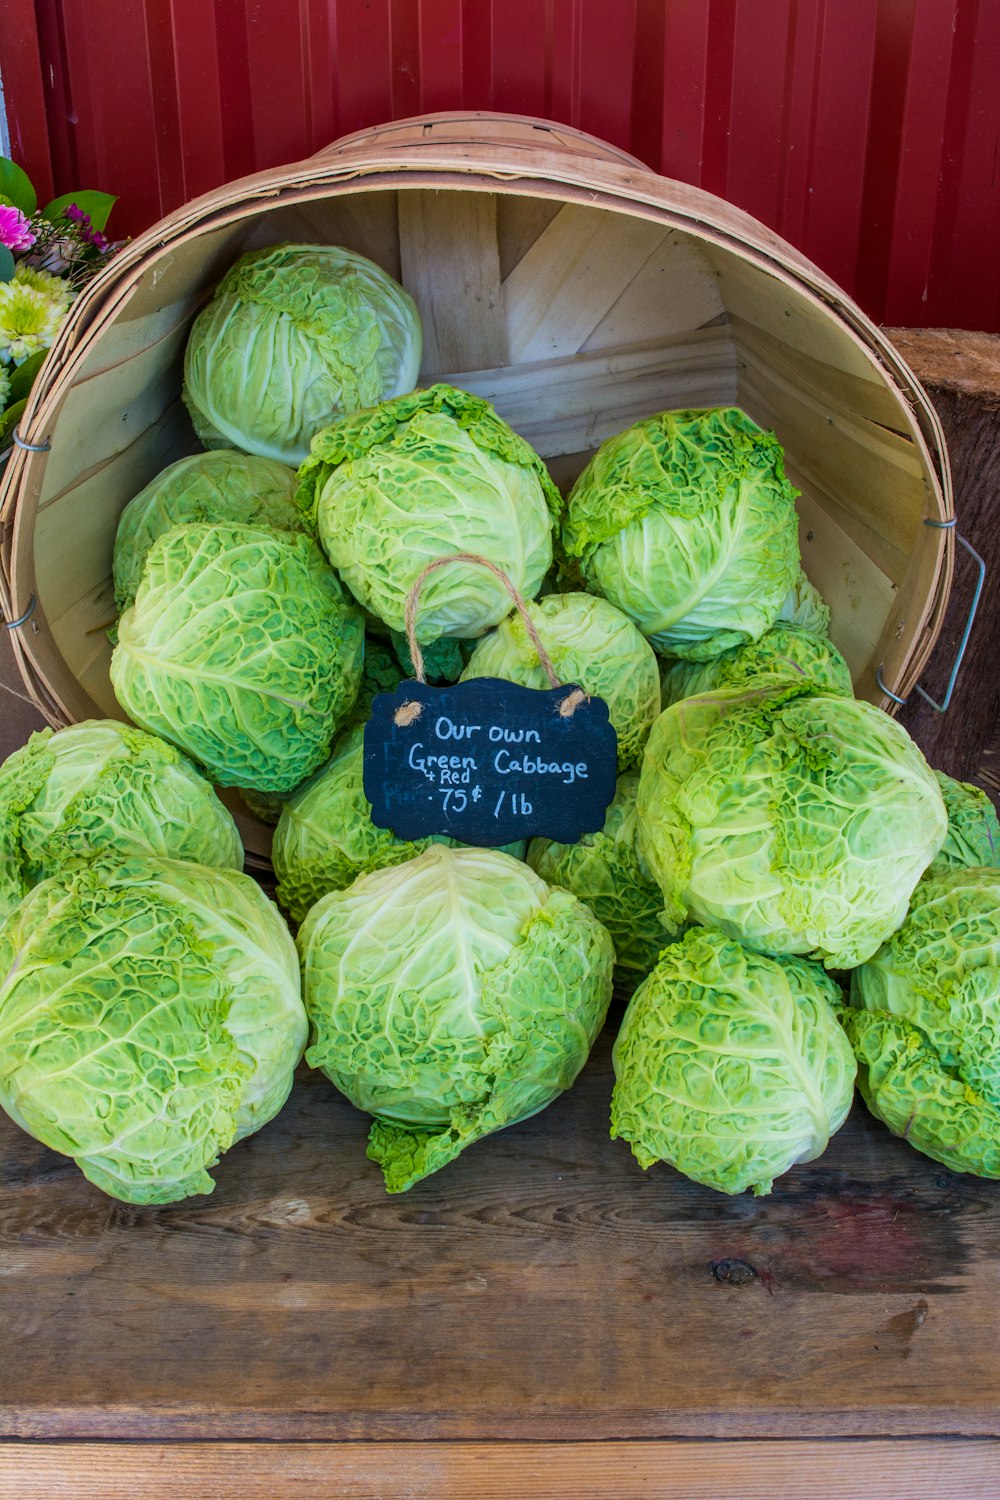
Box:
[0,156,122,454]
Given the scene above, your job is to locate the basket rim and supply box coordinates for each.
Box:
[2,124,952,483]
[0,109,954,730]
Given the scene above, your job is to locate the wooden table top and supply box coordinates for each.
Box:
[2,1028,999,1494]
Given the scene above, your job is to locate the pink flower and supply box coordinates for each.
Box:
[0,205,36,253]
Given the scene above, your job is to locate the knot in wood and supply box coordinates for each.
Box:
[709,1258,758,1287]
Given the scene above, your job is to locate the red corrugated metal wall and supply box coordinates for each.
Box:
[3,0,998,331]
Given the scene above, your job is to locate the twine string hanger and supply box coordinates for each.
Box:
[393,552,587,727]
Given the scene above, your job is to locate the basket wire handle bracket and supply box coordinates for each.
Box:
[12,428,51,453]
[3,594,37,631]
[0,427,52,470]
[876,520,986,713]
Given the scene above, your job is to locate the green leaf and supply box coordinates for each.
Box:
[0,399,28,448]
[0,158,37,215]
[42,190,117,233]
[7,350,48,403]
[0,245,15,283]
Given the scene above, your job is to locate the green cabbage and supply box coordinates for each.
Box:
[927,772,1000,877]
[296,384,560,642]
[110,522,364,794]
[659,622,853,707]
[273,723,444,924]
[182,243,421,465]
[850,867,1000,1108]
[838,1006,1000,1178]
[389,628,473,683]
[298,845,613,1191]
[0,855,307,1203]
[636,682,948,969]
[112,449,301,612]
[610,926,857,1194]
[777,569,832,636]
[348,636,407,724]
[0,719,243,920]
[561,407,801,660]
[460,592,661,771]
[526,772,680,994]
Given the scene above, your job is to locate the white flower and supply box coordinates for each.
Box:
[0,271,72,366]
[12,264,75,306]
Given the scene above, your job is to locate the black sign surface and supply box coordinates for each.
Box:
[363,677,618,846]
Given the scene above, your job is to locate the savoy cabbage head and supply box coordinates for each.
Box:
[298,845,613,1192]
[926,772,1000,877]
[777,568,832,637]
[526,772,680,995]
[838,1006,1000,1179]
[636,682,948,970]
[273,723,443,924]
[849,866,1000,1109]
[659,622,853,707]
[561,407,801,660]
[460,592,661,771]
[296,383,560,642]
[112,449,302,613]
[842,860,1000,1179]
[110,522,364,794]
[611,926,856,1194]
[0,855,307,1203]
[0,719,243,921]
[183,243,422,465]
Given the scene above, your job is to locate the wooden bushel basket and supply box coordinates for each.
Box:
[0,112,952,864]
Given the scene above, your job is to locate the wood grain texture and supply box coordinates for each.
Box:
[399,190,508,373]
[439,326,738,461]
[2,1439,998,1499]
[2,1029,999,1445]
[503,205,673,362]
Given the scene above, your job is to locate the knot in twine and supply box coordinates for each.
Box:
[393,553,588,727]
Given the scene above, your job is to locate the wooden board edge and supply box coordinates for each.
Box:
[2,1438,998,1499]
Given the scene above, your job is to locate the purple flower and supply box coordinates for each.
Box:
[62,202,110,253]
[0,205,36,253]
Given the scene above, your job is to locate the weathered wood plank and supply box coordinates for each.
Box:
[496,194,563,280]
[1,1439,997,1500]
[729,312,915,436]
[736,359,928,574]
[33,408,193,623]
[580,232,724,351]
[789,479,897,689]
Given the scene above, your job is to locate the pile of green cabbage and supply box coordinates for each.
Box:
[2,237,998,1207]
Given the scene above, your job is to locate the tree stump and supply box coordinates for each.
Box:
[883,328,1000,808]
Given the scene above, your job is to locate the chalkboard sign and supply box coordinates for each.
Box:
[363,678,618,846]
